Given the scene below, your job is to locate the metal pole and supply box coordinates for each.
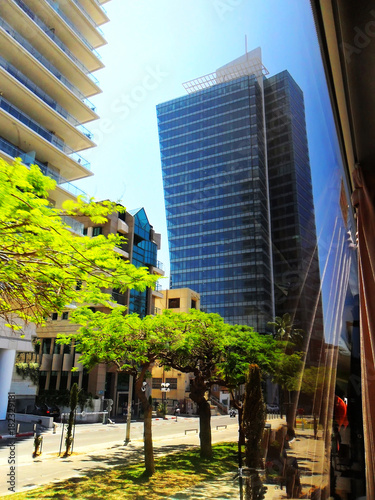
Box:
[125,374,133,444]
[71,410,76,453]
[59,415,65,456]
[237,403,243,500]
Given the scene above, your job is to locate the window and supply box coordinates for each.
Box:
[168,298,180,308]
[62,312,69,320]
[152,378,162,389]
[42,338,51,354]
[53,340,60,354]
[191,299,197,309]
[51,312,58,321]
[166,378,177,390]
[92,227,102,237]
[83,227,88,235]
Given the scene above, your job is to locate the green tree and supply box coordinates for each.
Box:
[60,306,167,476]
[272,351,303,435]
[65,383,79,456]
[151,310,277,459]
[268,313,303,346]
[0,158,158,328]
[242,364,266,500]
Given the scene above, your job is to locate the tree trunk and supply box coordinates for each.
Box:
[198,398,212,459]
[134,368,155,476]
[189,378,212,459]
[143,402,154,476]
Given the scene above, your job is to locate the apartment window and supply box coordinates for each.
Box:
[53,340,60,354]
[62,312,69,320]
[51,312,58,321]
[92,227,102,237]
[166,378,177,390]
[191,299,197,309]
[152,378,162,389]
[42,338,51,354]
[83,227,88,235]
[168,298,180,308]
[63,343,71,355]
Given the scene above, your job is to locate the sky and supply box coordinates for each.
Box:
[76,0,352,298]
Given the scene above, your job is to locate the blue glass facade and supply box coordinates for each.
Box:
[264,71,323,343]
[128,208,157,318]
[157,76,273,330]
[157,68,323,335]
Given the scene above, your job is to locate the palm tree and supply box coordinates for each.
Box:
[268,313,303,346]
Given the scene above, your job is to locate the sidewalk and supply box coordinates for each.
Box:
[0,420,34,440]
[0,418,297,499]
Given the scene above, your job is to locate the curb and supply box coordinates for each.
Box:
[0,432,34,439]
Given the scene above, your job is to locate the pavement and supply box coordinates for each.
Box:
[0,419,34,440]
[0,416,330,499]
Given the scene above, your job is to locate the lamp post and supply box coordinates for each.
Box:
[124,374,133,445]
[161,382,170,417]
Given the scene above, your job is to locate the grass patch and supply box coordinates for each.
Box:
[7,442,237,500]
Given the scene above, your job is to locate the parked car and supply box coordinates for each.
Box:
[266,403,280,413]
[31,404,60,421]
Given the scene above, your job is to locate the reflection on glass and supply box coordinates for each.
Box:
[157,7,364,498]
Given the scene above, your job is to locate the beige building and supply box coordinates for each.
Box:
[154,287,200,314]
[34,206,164,416]
[0,0,110,417]
[151,288,200,414]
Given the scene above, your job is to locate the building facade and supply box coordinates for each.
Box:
[0,0,110,419]
[157,49,321,338]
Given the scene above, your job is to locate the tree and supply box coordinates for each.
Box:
[268,313,305,435]
[268,313,303,346]
[60,306,167,476]
[65,383,78,456]
[242,364,267,500]
[151,310,278,459]
[271,351,304,436]
[0,158,158,328]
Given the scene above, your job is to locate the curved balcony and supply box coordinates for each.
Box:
[14,0,99,83]
[0,17,96,110]
[0,55,93,140]
[0,136,87,198]
[45,0,103,56]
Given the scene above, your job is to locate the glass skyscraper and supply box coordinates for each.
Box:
[157,49,321,334]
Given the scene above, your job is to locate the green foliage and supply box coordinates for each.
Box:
[0,158,158,328]
[78,390,94,412]
[15,362,39,385]
[9,442,238,500]
[37,389,70,408]
[267,313,304,345]
[157,402,167,416]
[272,352,304,392]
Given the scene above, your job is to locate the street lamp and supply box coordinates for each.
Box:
[161,382,170,417]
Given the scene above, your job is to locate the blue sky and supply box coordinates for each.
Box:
[77,0,350,294]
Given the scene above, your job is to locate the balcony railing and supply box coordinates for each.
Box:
[0,136,87,198]
[45,0,102,60]
[63,215,84,234]
[70,0,105,35]
[0,17,97,110]
[0,96,91,169]
[13,0,99,84]
[0,56,94,139]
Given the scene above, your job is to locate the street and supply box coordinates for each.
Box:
[0,415,241,497]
